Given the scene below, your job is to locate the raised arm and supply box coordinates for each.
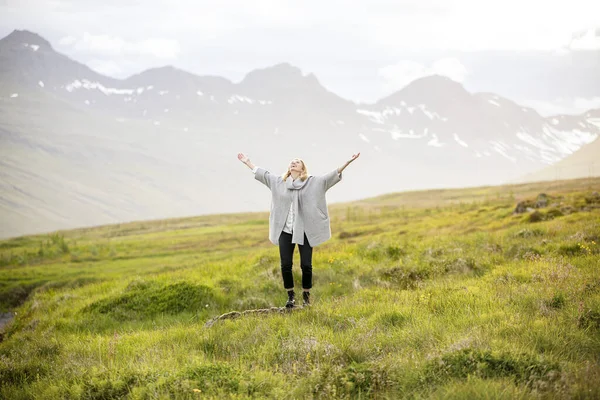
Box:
[337,152,360,174]
[238,152,276,189]
[319,152,361,191]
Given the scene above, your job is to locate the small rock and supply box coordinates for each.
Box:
[536,193,548,208]
[529,211,544,223]
[205,306,305,328]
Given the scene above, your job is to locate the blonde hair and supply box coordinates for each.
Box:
[282,158,309,181]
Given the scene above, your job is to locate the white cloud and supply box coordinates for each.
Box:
[431,58,468,82]
[569,28,600,50]
[379,57,468,92]
[379,60,426,91]
[58,35,76,46]
[88,59,124,77]
[66,32,180,59]
[6,0,600,54]
[366,0,600,52]
[574,97,600,111]
[521,97,600,116]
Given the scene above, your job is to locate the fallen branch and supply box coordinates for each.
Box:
[204,306,306,328]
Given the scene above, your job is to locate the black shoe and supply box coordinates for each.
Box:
[302,291,310,307]
[285,290,295,308]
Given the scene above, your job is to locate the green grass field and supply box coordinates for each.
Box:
[1,178,600,399]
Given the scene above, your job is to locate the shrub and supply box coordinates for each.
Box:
[545,208,564,220]
[514,228,544,238]
[82,375,136,400]
[578,309,600,330]
[546,293,566,309]
[310,362,393,398]
[377,311,408,328]
[506,245,541,260]
[558,244,583,256]
[379,267,427,289]
[84,281,220,320]
[423,349,560,390]
[0,359,49,384]
[185,363,243,392]
[529,211,544,223]
[385,245,406,259]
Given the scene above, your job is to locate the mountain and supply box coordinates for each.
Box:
[1,30,599,238]
[0,30,120,89]
[514,114,600,182]
[353,75,599,183]
[125,66,233,94]
[584,108,600,126]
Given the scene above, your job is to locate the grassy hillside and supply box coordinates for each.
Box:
[1,178,600,399]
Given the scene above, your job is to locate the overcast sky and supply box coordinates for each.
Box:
[1,0,600,105]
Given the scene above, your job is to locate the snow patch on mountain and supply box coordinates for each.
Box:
[227,95,272,105]
[489,141,516,163]
[516,131,556,152]
[427,134,444,147]
[453,133,469,147]
[356,109,385,124]
[418,104,441,120]
[66,79,134,95]
[540,126,598,155]
[23,43,39,51]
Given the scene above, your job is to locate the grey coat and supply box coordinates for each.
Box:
[255,167,342,246]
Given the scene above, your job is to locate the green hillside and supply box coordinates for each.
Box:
[1,178,600,399]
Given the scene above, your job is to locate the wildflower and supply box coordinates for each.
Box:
[193,388,201,393]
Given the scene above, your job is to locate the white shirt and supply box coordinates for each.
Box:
[252,166,294,234]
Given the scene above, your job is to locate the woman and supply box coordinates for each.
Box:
[237,152,360,308]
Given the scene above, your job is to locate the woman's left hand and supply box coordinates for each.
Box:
[348,153,360,163]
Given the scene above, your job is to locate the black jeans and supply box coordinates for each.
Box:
[278,231,313,290]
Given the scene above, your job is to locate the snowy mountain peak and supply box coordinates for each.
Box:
[241,62,320,87]
[406,75,466,92]
[126,65,192,83]
[378,75,471,107]
[0,29,53,52]
[124,65,233,93]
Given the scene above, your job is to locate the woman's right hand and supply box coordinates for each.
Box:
[237,153,250,164]
[238,153,256,170]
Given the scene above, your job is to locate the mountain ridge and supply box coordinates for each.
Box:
[1,29,599,239]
